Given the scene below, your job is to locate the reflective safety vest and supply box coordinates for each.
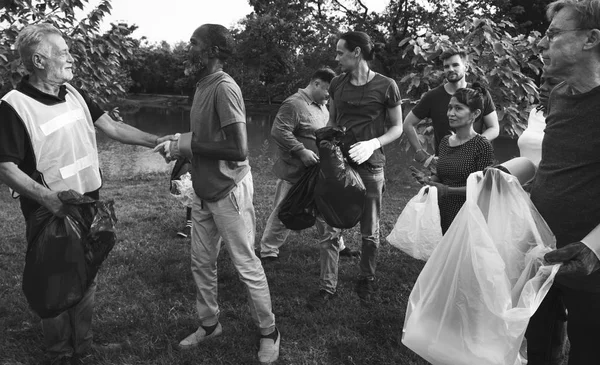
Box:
[2,83,102,194]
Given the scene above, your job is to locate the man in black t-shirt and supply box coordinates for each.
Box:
[0,24,173,364]
[403,48,499,161]
[524,1,600,363]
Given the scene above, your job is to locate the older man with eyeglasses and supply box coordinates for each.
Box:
[524,1,600,364]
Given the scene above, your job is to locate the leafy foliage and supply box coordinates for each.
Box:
[400,18,543,137]
[0,0,136,106]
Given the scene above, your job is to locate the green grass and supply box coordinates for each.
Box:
[0,151,429,365]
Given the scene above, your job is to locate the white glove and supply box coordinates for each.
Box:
[349,138,381,165]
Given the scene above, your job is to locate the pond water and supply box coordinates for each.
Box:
[96,105,520,179]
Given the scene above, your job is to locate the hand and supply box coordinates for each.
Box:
[108,107,123,122]
[153,141,173,163]
[349,138,381,165]
[414,149,431,164]
[545,242,600,277]
[427,180,449,199]
[410,166,427,185]
[296,149,320,166]
[156,133,179,145]
[43,191,68,218]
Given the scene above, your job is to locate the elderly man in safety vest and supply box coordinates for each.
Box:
[0,23,172,364]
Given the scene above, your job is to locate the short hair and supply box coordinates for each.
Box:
[547,0,600,28]
[339,31,383,61]
[15,23,62,73]
[440,48,468,63]
[311,67,336,84]
[197,24,235,61]
[453,83,486,112]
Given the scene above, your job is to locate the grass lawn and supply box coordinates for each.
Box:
[0,149,429,365]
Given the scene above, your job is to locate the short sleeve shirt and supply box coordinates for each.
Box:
[329,72,402,168]
[189,71,250,202]
[411,83,496,153]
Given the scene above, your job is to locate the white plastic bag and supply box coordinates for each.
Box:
[402,169,560,365]
[386,186,442,260]
[170,172,194,208]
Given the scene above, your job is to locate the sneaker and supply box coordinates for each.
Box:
[339,247,360,258]
[355,276,376,302]
[179,323,223,349]
[177,224,192,238]
[258,328,280,364]
[306,289,337,311]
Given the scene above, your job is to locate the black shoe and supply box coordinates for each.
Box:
[177,224,192,238]
[355,277,376,302]
[339,247,360,258]
[260,256,279,265]
[306,289,337,311]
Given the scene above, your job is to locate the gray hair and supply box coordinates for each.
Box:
[547,0,600,29]
[15,23,63,73]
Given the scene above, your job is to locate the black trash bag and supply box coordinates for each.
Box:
[22,190,117,319]
[314,127,366,229]
[277,164,320,230]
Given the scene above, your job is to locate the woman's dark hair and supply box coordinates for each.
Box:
[339,31,383,61]
[453,82,486,113]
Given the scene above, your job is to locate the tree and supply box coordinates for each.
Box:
[400,17,543,142]
[0,0,136,106]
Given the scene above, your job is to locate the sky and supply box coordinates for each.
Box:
[89,0,389,46]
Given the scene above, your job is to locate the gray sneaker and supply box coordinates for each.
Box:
[258,328,280,364]
[179,323,223,349]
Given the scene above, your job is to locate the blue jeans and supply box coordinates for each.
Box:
[190,172,276,335]
[319,166,384,292]
[42,281,96,360]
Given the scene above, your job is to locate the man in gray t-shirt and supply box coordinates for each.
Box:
[157,24,280,364]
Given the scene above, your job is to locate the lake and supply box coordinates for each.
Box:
[96,105,520,179]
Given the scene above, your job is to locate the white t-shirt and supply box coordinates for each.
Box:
[517,108,546,167]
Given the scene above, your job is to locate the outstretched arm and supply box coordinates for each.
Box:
[171,122,248,162]
[95,112,161,148]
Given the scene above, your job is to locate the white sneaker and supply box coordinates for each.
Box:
[258,328,280,364]
[178,323,222,349]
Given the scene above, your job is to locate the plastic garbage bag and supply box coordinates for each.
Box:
[170,157,191,193]
[22,190,117,319]
[170,172,194,208]
[313,126,366,229]
[386,186,442,260]
[278,164,320,230]
[402,169,560,365]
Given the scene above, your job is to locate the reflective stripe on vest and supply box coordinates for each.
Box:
[1,84,102,194]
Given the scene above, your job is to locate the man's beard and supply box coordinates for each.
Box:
[446,72,464,83]
[184,59,206,77]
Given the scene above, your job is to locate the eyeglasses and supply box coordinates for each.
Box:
[542,28,588,42]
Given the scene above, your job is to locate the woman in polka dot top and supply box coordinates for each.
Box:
[413,84,495,233]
